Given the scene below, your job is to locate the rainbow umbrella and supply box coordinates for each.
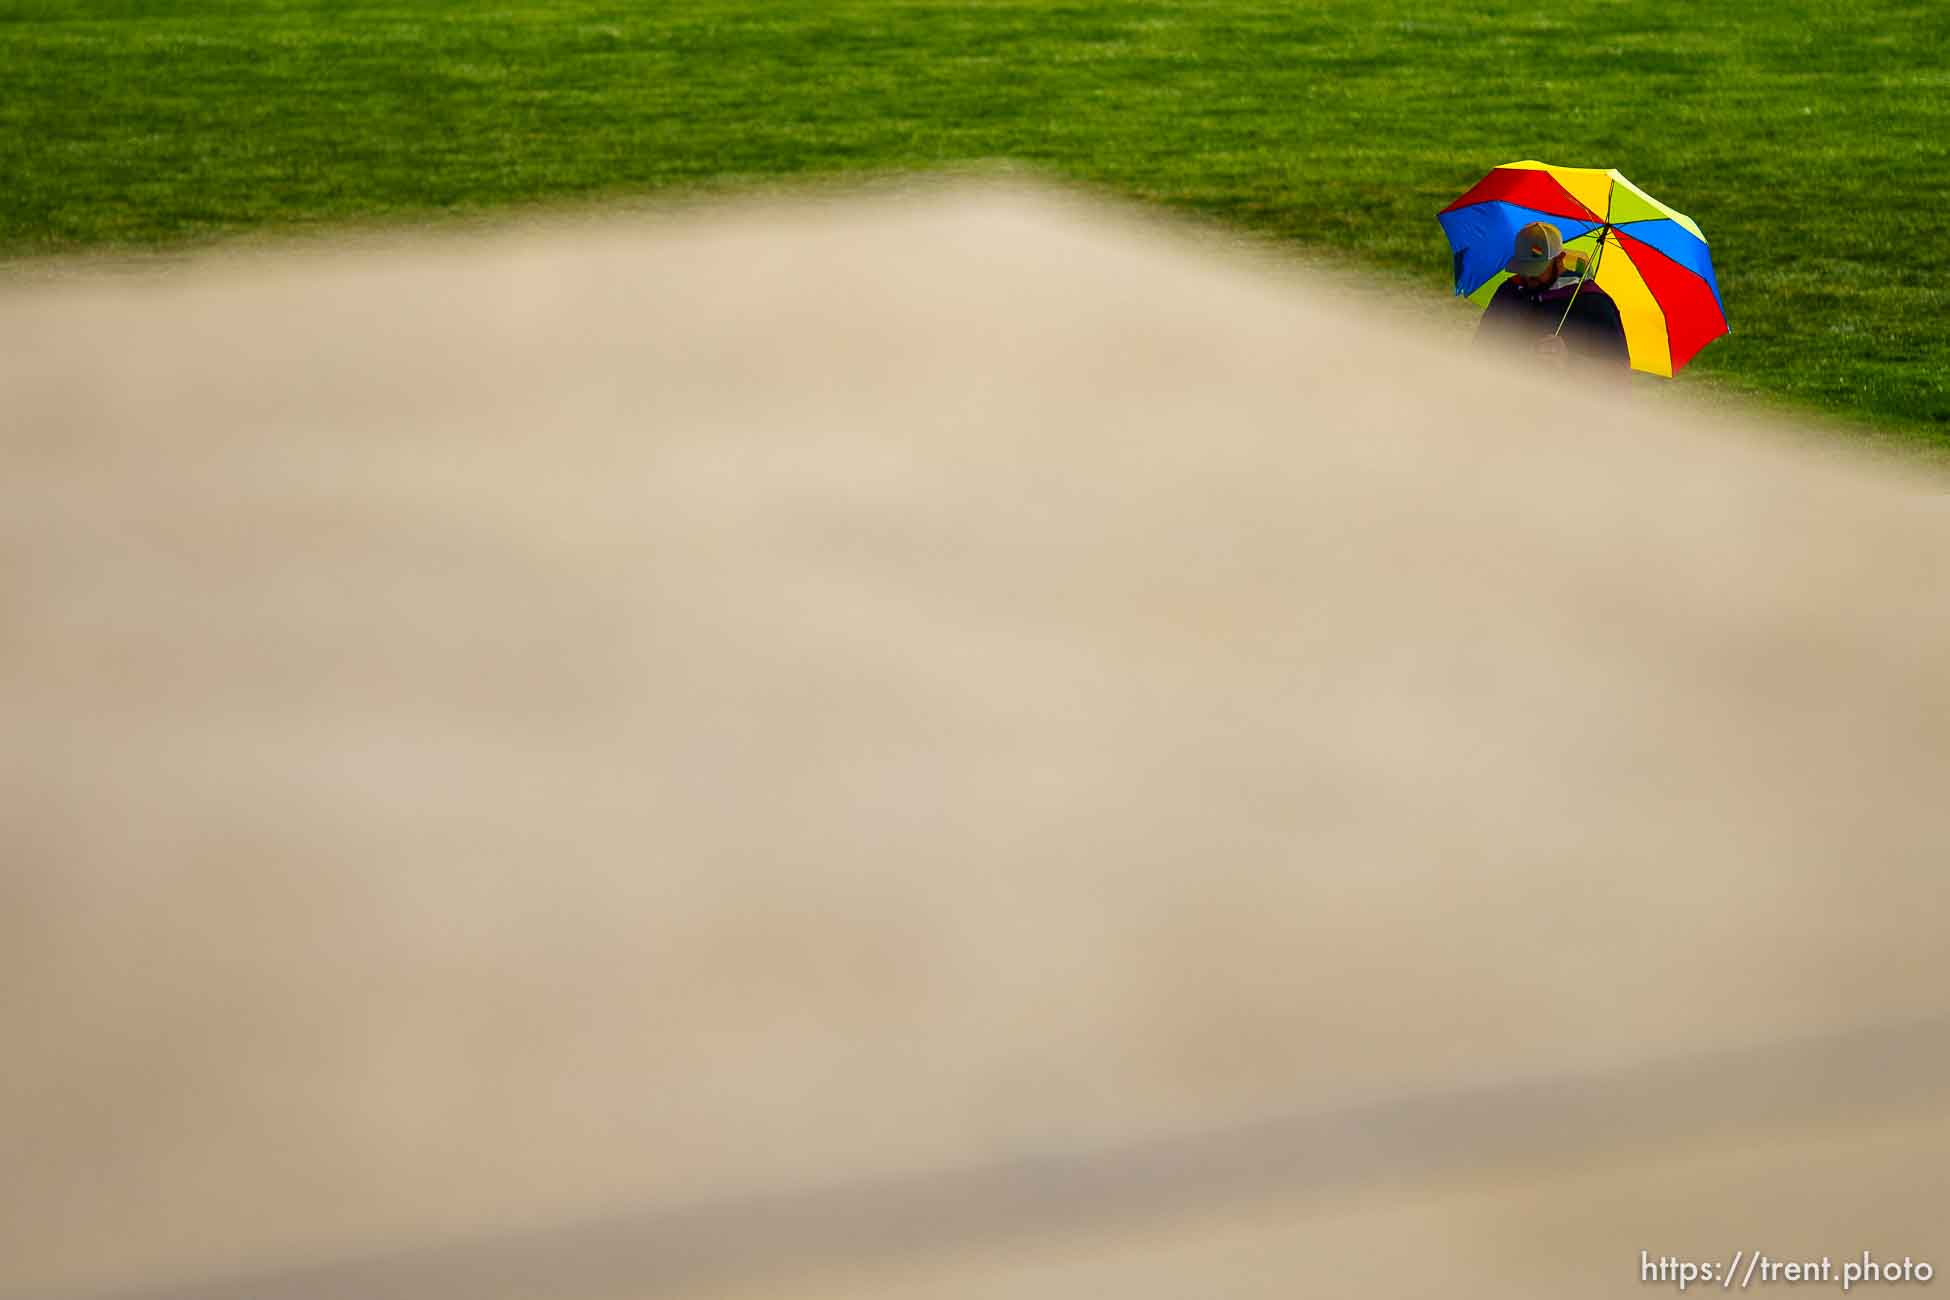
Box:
[1437,161,1728,377]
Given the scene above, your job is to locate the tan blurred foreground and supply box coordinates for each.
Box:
[3,182,1947,1300]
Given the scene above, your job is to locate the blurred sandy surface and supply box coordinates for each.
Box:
[2,182,1946,1299]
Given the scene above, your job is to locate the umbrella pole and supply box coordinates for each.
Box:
[1552,225,1609,338]
[1554,183,1617,339]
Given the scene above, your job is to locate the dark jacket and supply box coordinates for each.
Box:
[1476,265,1630,368]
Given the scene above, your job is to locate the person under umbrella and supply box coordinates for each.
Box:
[1474,220,1629,373]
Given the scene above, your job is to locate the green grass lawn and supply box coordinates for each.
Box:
[3,0,1946,447]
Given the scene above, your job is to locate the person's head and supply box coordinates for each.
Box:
[1511,254,1565,292]
[1505,221,1565,291]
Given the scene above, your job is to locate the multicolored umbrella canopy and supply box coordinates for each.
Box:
[1437,161,1728,377]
